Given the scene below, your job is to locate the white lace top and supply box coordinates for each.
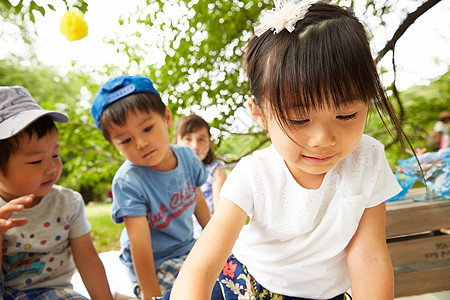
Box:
[220,135,401,298]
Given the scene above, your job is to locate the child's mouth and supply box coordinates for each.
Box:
[41,179,54,186]
[143,149,155,158]
[302,154,334,164]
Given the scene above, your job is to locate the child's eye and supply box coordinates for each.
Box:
[336,113,357,120]
[121,138,131,144]
[28,160,42,165]
[289,119,310,126]
[144,126,153,132]
[52,154,60,158]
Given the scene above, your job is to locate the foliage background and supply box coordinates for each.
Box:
[0,0,449,202]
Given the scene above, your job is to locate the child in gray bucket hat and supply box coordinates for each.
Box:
[0,86,113,300]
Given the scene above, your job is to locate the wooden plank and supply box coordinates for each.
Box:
[394,266,450,297]
[388,234,450,266]
[386,199,450,238]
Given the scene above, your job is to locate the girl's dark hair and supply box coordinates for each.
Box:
[99,93,166,143]
[244,2,407,148]
[174,114,216,165]
[0,115,56,175]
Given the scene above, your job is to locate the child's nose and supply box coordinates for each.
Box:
[45,159,58,175]
[308,125,336,147]
[136,137,149,150]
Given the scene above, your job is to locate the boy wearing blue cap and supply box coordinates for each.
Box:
[0,86,113,300]
[91,75,210,299]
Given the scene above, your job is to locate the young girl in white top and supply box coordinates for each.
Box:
[174,114,227,239]
[167,1,410,299]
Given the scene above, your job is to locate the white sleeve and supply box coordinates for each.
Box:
[366,143,402,208]
[219,157,255,216]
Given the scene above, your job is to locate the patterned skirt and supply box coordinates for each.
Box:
[154,254,347,300]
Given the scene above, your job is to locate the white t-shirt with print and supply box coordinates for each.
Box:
[1,185,90,291]
[220,135,401,299]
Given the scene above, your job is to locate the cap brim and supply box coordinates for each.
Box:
[0,110,69,140]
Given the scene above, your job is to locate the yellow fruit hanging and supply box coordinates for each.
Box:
[60,9,88,41]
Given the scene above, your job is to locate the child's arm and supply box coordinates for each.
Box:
[194,188,211,229]
[71,233,113,300]
[171,197,247,299]
[347,202,394,299]
[211,165,226,210]
[124,215,162,299]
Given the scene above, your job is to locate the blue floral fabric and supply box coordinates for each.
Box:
[153,254,347,300]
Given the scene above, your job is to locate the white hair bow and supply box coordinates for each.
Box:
[254,0,315,37]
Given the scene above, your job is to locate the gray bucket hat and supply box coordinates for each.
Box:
[0,86,69,140]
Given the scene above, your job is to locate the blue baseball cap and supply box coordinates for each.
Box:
[90,75,160,130]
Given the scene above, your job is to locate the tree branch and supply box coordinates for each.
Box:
[224,137,271,164]
[374,0,442,64]
[230,131,267,136]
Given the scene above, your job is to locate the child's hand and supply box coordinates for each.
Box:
[0,195,33,234]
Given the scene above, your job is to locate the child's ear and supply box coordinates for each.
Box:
[248,98,267,130]
[165,108,173,129]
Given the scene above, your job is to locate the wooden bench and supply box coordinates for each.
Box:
[386,188,450,298]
